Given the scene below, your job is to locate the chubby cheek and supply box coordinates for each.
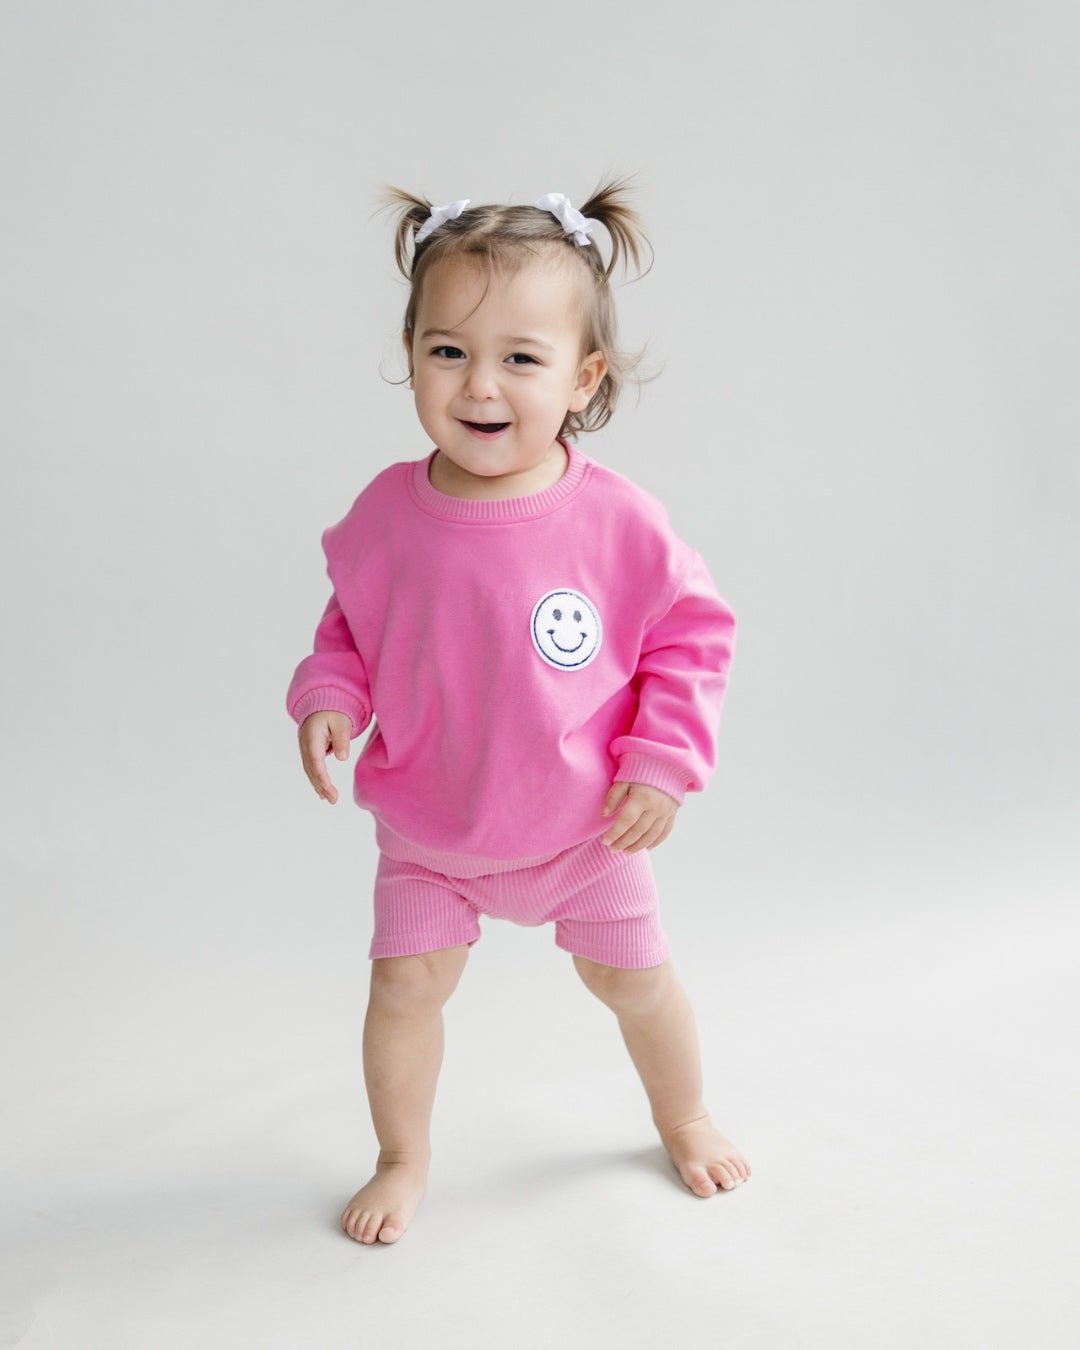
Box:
[521,377,572,418]
[415,375,454,408]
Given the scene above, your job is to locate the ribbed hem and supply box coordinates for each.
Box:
[407,438,591,522]
[289,687,369,738]
[375,818,577,877]
[554,920,671,970]
[613,752,694,804]
[369,928,481,960]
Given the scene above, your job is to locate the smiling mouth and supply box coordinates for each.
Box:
[462,420,509,431]
[548,631,586,653]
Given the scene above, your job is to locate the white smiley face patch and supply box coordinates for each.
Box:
[530,588,602,670]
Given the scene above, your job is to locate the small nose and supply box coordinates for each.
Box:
[463,360,499,401]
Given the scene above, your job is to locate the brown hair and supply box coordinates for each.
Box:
[372,174,660,441]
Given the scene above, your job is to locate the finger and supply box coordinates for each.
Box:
[618,817,659,852]
[300,747,337,803]
[646,819,675,850]
[330,723,351,761]
[602,781,631,816]
[600,804,641,847]
[604,811,654,851]
[305,761,335,802]
[624,821,666,854]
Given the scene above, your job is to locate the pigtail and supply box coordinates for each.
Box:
[577,172,655,284]
[371,184,432,280]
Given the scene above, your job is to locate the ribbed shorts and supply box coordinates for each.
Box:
[370,833,670,970]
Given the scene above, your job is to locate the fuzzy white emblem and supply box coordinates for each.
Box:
[530,588,602,670]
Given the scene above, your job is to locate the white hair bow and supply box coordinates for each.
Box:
[533,192,599,246]
[414,198,471,245]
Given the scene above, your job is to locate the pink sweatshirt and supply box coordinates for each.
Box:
[286,439,736,869]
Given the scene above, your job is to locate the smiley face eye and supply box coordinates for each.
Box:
[553,608,562,621]
[573,609,582,623]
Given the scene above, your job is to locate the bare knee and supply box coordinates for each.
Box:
[572,954,673,1015]
[370,943,471,1013]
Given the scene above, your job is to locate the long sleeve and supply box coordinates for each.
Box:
[285,588,373,738]
[608,549,736,804]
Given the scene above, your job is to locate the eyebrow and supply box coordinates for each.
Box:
[420,327,555,353]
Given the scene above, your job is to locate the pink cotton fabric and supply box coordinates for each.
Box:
[286,438,737,867]
[370,830,670,969]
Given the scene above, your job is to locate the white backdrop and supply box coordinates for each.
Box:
[2,3,1077,1347]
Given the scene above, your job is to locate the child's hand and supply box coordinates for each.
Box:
[600,781,679,853]
[298,710,353,804]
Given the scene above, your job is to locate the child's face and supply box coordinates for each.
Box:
[405,254,606,492]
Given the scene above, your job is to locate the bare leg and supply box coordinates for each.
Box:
[341,943,470,1244]
[573,955,752,1196]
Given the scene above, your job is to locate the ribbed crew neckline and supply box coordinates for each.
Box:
[408,438,591,521]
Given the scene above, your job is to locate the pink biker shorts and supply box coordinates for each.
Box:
[370,833,670,970]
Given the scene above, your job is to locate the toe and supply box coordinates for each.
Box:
[361,1213,383,1243]
[378,1220,403,1243]
[688,1166,718,1196]
[708,1162,737,1190]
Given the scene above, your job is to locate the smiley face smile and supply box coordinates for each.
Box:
[547,631,586,654]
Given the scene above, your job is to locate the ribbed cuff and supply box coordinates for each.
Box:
[612,752,693,805]
[289,687,369,738]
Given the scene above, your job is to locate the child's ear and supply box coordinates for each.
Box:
[403,330,414,388]
[569,350,607,412]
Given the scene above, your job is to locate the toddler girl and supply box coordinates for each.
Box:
[285,177,751,1245]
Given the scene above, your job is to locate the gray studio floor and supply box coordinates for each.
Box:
[3,826,1076,1350]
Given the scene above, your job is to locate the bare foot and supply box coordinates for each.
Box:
[340,1154,430,1244]
[659,1113,752,1196]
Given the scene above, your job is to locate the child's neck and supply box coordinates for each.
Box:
[428,440,570,501]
